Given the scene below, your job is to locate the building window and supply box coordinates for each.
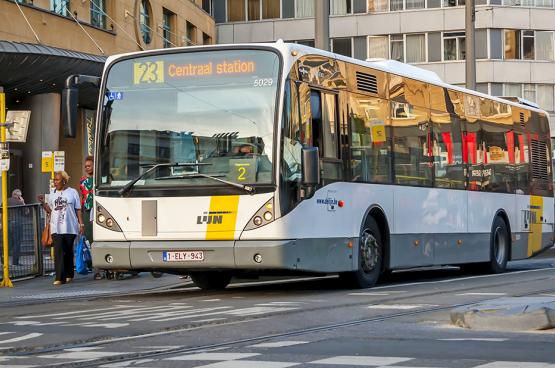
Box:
[368,0,389,11]
[523,30,535,60]
[524,83,536,102]
[202,0,212,15]
[296,40,315,47]
[406,34,426,63]
[297,0,314,17]
[536,0,554,6]
[390,0,403,10]
[332,38,352,57]
[139,0,151,44]
[391,35,404,62]
[262,0,280,19]
[228,0,246,22]
[162,10,172,48]
[505,84,522,97]
[443,32,465,61]
[444,0,465,6]
[331,0,352,14]
[538,85,554,112]
[368,36,388,59]
[504,30,521,59]
[51,0,70,16]
[90,0,106,29]
[186,22,196,46]
[203,32,212,45]
[244,0,280,20]
[536,31,554,60]
[406,0,425,9]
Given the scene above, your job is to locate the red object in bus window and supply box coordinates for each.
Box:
[441,132,454,164]
[507,130,515,163]
[462,133,468,163]
[466,133,477,164]
[519,135,525,162]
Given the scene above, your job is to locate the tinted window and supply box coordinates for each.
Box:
[392,103,432,186]
[432,112,466,189]
[349,95,392,184]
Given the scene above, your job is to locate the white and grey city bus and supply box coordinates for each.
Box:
[62,42,554,289]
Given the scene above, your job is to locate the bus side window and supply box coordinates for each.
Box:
[514,133,530,195]
[432,112,465,190]
[392,102,432,187]
[482,122,515,193]
[349,94,392,184]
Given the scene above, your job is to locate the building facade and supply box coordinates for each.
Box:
[0,0,215,202]
[213,0,555,132]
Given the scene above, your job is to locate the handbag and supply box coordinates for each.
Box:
[83,237,92,268]
[76,236,89,275]
[41,213,53,247]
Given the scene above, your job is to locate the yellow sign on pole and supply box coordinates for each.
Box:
[42,152,53,172]
[0,91,13,287]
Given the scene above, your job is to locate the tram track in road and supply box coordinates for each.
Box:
[19,283,555,368]
[2,266,555,363]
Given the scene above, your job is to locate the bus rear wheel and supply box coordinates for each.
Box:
[190,272,232,290]
[340,217,383,289]
[485,217,509,273]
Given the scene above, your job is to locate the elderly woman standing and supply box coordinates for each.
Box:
[80,156,100,280]
[38,171,84,285]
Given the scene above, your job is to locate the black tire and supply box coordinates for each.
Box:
[149,271,164,278]
[484,217,509,273]
[190,272,232,290]
[339,216,383,289]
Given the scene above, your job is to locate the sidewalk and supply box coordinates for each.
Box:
[0,272,191,306]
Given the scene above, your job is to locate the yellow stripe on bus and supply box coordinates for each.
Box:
[527,195,543,257]
[205,196,240,240]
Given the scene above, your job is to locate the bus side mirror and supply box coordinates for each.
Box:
[62,87,78,138]
[301,147,320,200]
[62,74,101,138]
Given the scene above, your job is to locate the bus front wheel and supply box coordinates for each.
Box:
[190,272,232,290]
[340,216,383,289]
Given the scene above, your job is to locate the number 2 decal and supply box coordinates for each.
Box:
[238,167,246,180]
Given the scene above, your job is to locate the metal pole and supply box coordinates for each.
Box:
[465,0,476,91]
[0,87,13,287]
[315,0,330,51]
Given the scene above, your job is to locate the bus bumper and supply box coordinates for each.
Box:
[91,240,298,270]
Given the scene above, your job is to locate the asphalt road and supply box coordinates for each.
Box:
[1,251,555,368]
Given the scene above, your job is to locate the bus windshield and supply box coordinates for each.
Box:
[97,49,280,190]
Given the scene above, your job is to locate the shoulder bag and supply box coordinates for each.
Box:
[42,213,53,247]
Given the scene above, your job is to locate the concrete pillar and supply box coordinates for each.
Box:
[21,93,61,203]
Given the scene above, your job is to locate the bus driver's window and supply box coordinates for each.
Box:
[310,90,342,185]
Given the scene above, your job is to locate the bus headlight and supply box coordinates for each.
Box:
[95,203,122,232]
[244,198,275,231]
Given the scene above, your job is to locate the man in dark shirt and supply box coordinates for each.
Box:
[0,190,25,266]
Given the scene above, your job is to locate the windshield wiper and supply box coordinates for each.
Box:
[118,162,212,196]
[156,173,256,195]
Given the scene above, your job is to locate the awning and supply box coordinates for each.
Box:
[0,41,106,110]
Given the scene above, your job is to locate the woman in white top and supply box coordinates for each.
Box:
[38,171,85,285]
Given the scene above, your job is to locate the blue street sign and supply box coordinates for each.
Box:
[108,92,124,101]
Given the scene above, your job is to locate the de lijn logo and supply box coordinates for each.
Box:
[197,211,233,225]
